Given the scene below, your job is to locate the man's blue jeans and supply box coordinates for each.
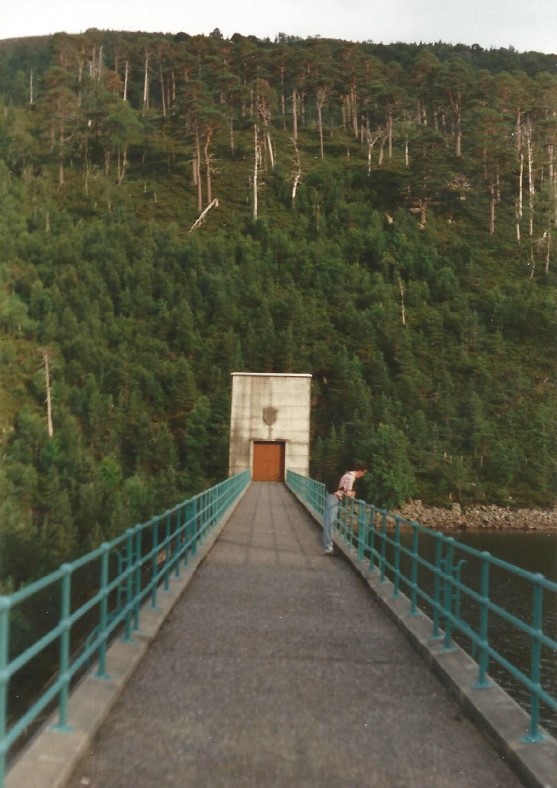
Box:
[323,493,340,549]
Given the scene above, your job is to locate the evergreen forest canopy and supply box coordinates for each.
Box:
[0,28,556,588]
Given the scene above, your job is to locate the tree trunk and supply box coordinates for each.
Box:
[316,88,326,160]
[489,183,496,235]
[84,140,90,196]
[526,122,535,236]
[455,107,462,158]
[203,129,213,204]
[58,125,65,186]
[351,86,358,138]
[365,128,381,175]
[142,50,150,116]
[398,275,406,327]
[388,114,393,161]
[378,135,386,166]
[292,89,298,141]
[280,65,286,128]
[194,126,202,212]
[117,144,128,186]
[123,60,129,101]
[43,349,54,438]
[189,198,219,232]
[159,58,166,117]
[253,124,259,221]
[516,151,524,241]
[290,137,302,205]
[229,109,235,154]
[265,131,275,170]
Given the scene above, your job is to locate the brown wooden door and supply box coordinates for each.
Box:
[252,442,285,482]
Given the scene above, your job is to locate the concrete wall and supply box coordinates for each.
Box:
[228,373,312,478]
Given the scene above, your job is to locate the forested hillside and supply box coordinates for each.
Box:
[0,29,556,586]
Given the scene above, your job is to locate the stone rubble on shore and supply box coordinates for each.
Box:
[394,500,557,532]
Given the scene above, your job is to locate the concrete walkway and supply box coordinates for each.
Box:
[68,483,520,787]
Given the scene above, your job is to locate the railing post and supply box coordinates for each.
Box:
[442,538,455,651]
[151,518,160,608]
[133,526,142,630]
[53,564,73,732]
[431,532,444,640]
[190,497,198,557]
[379,510,387,582]
[350,498,356,543]
[522,577,545,743]
[122,528,134,642]
[409,522,419,616]
[393,517,401,599]
[474,551,491,687]
[184,501,193,563]
[163,512,171,591]
[0,596,10,786]
[181,503,190,567]
[171,506,179,568]
[368,506,376,572]
[96,544,111,679]
[357,503,366,560]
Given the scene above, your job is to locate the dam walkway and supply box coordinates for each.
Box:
[63,483,520,787]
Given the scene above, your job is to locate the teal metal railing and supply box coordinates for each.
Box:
[286,470,557,743]
[0,470,250,784]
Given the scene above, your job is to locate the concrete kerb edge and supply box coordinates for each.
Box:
[288,488,557,788]
[5,484,250,788]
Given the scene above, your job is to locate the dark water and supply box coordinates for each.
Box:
[454,531,557,585]
[395,530,557,736]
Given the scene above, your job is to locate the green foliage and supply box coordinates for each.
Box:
[364,424,416,509]
[0,31,556,587]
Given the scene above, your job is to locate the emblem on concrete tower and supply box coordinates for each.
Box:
[262,407,278,426]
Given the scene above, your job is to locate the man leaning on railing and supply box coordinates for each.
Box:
[323,461,368,554]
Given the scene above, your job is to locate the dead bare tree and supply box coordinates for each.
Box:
[254,79,275,170]
[189,198,219,232]
[41,349,54,437]
[253,124,260,221]
[123,60,130,101]
[142,48,150,116]
[397,275,407,327]
[364,124,383,175]
[316,86,327,160]
[290,138,303,205]
[525,120,535,237]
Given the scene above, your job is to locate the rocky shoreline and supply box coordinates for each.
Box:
[394,500,557,532]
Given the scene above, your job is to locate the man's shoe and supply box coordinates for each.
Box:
[324,546,334,554]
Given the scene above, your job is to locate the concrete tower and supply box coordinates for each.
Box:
[228,372,312,481]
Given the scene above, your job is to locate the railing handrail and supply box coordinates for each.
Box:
[0,470,250,784]
[286,470,557,743]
